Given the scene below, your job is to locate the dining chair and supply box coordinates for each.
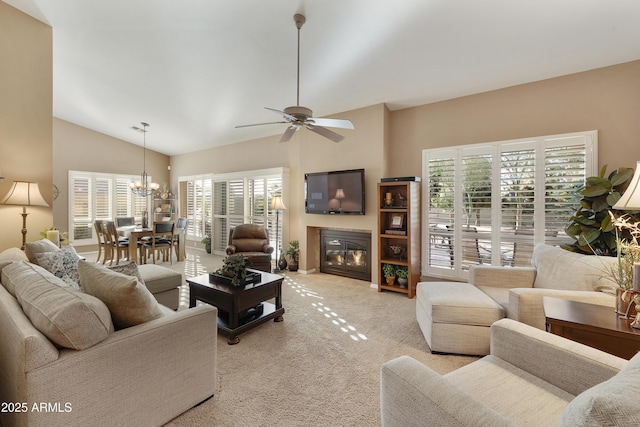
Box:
[102,221,130,266]
[142,221,175,264]
[94,220,107,264]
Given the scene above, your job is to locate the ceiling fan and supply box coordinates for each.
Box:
[236,13,354,143]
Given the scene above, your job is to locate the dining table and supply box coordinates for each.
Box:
[117,226,186,264]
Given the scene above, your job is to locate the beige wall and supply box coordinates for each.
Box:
[0,2,53,251]
[53,119,170,249]
[4,2,640,284]
[389,60,640,178]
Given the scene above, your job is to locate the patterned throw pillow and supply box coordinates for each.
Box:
[107,262,145,285]
[35,246,81,290]
[559,351,640,426]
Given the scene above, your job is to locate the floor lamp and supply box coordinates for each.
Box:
[270,195,287,273]
[1,181,49,251]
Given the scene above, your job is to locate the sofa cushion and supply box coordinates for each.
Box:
[78,261,164,329]
[7,261,113,350]
[559,351,640,426]
[0,247,29,278]
[24,239,60,264]
[35,246,81,290]
[531,244,616,292]
[137,263,181,294]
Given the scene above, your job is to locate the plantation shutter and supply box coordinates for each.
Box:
[72,176,91,240]
[422,130,596,280]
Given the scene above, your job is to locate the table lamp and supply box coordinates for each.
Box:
[269,195,287,272]
[612,161,640,327]
[1,181,49,250]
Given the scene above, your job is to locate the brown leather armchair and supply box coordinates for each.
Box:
[225,224,274,272]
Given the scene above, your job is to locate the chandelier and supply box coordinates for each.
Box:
[129,122,160,197]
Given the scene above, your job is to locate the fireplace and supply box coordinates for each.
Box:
[320,229,371,281]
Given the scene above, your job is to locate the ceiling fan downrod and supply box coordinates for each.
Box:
[294,13,306,107]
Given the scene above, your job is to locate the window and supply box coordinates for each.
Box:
[179,168,289,257]
[68,171,151,244]
[422,131,597,280]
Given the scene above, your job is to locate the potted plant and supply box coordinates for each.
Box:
[201,235,212,254]
[382,263,396,285]
[396,266,409,288]
[285,240,300,272]
[563,165,637,256]
[215,254,250,286]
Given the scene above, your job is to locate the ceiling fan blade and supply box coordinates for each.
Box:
[307,117,354,130]
[279,125,299,143]
[235,121,288,129]
[305,124,344,143]
[265,107,296,122]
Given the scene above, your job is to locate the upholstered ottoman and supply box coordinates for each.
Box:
[138,264,182,310]
[416,281,505,355]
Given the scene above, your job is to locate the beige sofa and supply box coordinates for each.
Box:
[381,318,638,426]
[0,248,218,427]
[416,243,618,355]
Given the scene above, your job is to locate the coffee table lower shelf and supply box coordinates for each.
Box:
[217,302,284,344]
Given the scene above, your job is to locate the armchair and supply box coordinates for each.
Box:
[381,318,635,426]
[225,224,274,272]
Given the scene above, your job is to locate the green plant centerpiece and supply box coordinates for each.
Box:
[562,165,636,256]
[285,240,300,271]
[215,254,250,286]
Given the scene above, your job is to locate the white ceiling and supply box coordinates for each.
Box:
[6,0,640,155]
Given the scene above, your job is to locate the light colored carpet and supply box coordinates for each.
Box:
[82,249,478,426]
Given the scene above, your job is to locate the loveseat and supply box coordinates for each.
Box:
[0,246,218,427]
[381,318,638,426]
[416,243,618,355]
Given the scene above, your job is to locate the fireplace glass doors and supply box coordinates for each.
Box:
[320,230,371,281]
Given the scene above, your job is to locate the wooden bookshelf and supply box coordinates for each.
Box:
[377,180,421,298]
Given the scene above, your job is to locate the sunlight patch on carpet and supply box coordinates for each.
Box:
[284,275,368,342]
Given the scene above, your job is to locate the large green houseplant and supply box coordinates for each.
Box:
[562,165,637,256]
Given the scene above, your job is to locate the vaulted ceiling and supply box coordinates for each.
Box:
[6,0,640,155]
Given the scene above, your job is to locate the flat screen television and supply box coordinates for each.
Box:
[305,168,365,215]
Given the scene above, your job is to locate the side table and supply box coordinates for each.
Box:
[543,296,640,360]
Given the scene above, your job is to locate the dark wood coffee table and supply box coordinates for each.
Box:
[187,269,284,344]
[543,296,640,359]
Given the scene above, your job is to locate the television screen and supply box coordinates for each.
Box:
[305,169,365,215]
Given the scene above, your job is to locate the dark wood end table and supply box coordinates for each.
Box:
[187,269,285,345]
[543,296,640,360]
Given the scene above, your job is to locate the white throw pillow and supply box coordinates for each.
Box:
[559,351,640,426]
[78,261,164,329]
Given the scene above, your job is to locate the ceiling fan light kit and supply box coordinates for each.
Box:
[236,13,354,143]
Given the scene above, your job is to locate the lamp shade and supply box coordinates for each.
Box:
[0,181,49,207]
[335,188,345,199]
[269,195,287,211]
[613,161,640,210]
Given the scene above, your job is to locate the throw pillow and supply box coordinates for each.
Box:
[9,261,113,350]
[24,239,60,264]
[35,246,81,290]
[107,262,145,285]
[78,260,164,329]
[559,351,640,426]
